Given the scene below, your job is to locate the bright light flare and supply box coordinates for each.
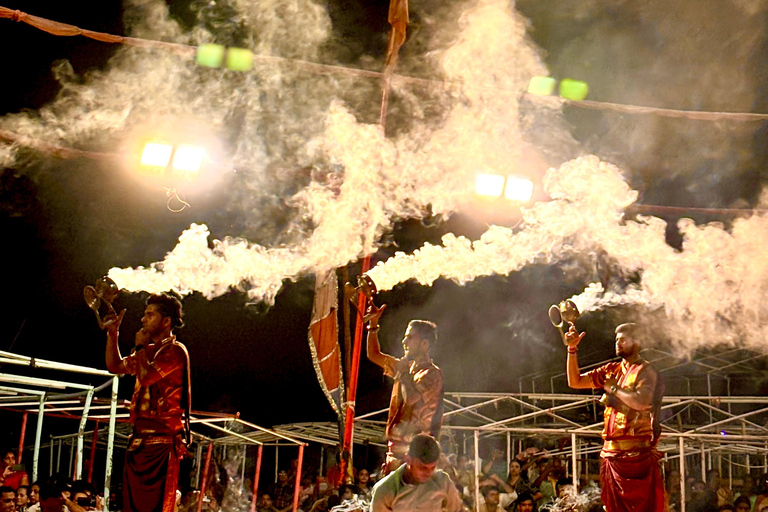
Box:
[172,145,206,174]
[504,176,534,201]
[140,143,173,168]
[475,174,506,197]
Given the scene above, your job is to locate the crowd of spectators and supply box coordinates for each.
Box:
[0,475,102,512]
[253,459,377,512]
[670,468,768,512]
[27,443,768,512]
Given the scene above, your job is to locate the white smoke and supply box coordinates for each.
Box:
[106,0,550,301]
[547,484,602,512]
[7,0,767,355]
[368,154,768,352]
[0,145,15,169]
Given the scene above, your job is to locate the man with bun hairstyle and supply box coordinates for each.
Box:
[104,292,191,512]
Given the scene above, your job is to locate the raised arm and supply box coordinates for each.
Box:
[365,303,390,369]
[103,309,127,374]
[564,326,594,389]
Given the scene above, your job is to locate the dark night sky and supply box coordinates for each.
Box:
[1,0,768,442]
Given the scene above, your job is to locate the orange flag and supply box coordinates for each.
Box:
[308,270,344,416]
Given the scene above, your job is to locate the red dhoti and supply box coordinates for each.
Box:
[600,449,665,512]
[123,435,182,512]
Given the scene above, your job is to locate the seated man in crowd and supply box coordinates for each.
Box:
[478,486,502,512]
[257,493,279,512]
[0,487,15,512]
[481,448,507,481]
[512,492,535,512]
[269,470,295,512]
[370,434,462,512]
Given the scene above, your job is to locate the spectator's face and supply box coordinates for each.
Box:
[259,495,273,508]
[516,500,534,512]
[509,461,522,476]
[15,489,28,507]
[358,470,369,484]
[707,470,721,489]
[0,492,15,512]
[278,470,288,483]
[406,457,437,484]
[2,453,15,469]
[736,502,751,512]
[73,493,93,511]
[457,456,468,469]
[742,476,754,494]
[341,488,354,501]
[485,490,499,506]
[29,487,39,505]
[39,497,63,512]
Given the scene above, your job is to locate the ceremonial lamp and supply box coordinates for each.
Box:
[343,274,377,320]
[548,299,613,406]
[83,276,120,329]
[548,299,580,336]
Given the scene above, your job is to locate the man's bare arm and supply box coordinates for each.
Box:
[104,310,127,374]
[365,303,389,369]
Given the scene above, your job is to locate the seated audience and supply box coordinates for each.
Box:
[0,451,28,490]
[15,486,29,512]
[0,487,15,512]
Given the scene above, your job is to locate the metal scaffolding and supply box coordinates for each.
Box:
[0,350,307,512]
[0,349,121,505]
[271,346,768,512]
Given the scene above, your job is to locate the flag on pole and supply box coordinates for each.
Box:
[308,270,344,416]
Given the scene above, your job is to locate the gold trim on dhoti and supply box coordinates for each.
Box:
[601,439,651,455]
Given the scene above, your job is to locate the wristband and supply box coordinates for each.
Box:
[567,346,578,354]
[367,325,380,332]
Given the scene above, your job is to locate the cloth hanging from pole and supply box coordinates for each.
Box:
[308,270,344,416]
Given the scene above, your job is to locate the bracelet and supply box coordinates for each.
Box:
[567,346,578,354]
[366,325,380,332]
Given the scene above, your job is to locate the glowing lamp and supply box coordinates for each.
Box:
[527,76,556,96]
[226,48,254,71]
[196,44,226,68]
[504,176,534,202]
[559,79,589,101]
[172,145,206,174]
[140,143,173,168]
[476,174,506,197]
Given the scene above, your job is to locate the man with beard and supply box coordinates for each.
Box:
[565,322,665,512]
[104,293,191,512]
[365,305,443,474]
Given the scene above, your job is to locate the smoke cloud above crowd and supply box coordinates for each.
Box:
[2,0,768,357]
